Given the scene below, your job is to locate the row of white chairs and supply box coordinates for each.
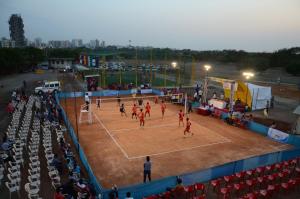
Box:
[42,122,62,190]
[5,97,36,199]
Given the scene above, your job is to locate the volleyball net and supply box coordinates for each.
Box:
[94,93,187,111]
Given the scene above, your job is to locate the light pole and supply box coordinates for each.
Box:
[242,72,254,108]
[203,65,211,103]
[171,61,177,87]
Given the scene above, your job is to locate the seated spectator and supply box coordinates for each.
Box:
[76,179,87,191]
[54,187,64,199]
[6,101,14,114]
[73,162,80,175]
[66,158,74,171]
[51,154,63,174]
[62,179,77,199]
[68,171,77,182]
[59,137,65,148]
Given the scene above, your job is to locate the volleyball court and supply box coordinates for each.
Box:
[79,93,230,159]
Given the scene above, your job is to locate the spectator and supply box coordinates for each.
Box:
[270,121,277,129]
[62,180,77,199]
[54,187,64,199]
[73,162,81,175]
[143,156,152,183]
[51,154,63,174]
[125,192,134,199]
[109,185,118,199]
[171,178,185,199]
[76,179,87,190]
[212,92,217,99]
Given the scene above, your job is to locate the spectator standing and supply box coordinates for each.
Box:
[143,156,152,183]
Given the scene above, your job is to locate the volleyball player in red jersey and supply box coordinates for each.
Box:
[184,118,193,136]
[161,101,166,118]
[145,102,151,117]
[139,109,145,126]
[154,96,159,104]
[178,109,185,126]
[132,104,138,119]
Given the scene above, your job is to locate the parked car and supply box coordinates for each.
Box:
[34,81,61,95]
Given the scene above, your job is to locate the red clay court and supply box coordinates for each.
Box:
[61,96,291,188]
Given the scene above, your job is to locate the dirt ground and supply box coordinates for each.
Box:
[61,97,291,189]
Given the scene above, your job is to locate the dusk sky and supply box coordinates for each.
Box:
[0,0,299,52]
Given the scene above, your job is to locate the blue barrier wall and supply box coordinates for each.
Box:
[56,91,300,199]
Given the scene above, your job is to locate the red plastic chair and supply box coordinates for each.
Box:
[224,175,235,185]
[185,185,195,198]
[246,169,255,179]
[267,173,278,184]
[275,163,283,171]
[244,192,258,199]
[210,178,221,193]
[246,179,257,191]
[233,182,245,197]
[235,171,246,181]
[194,183,205,196]
[255,167,265,176]
[219,185,232,199]
[294,167,300,177]
[257,176,268,189]
[265,164,275,174]
[259,189,272,198]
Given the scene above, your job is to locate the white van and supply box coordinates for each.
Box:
[35,81,61,94]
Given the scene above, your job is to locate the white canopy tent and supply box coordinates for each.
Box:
[247,83,272,110]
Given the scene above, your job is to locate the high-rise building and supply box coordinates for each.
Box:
[89,39,100,49]
[9,14,25,47]
[72,39,83,48]
[34,38,42,48]
[100,40,106,48]
[0,37,16,48]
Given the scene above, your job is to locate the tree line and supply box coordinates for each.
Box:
[0,47,299,76]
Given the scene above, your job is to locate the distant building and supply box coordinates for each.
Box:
[0,37,15,48]
[72,39,83,48]
[100,40,105,48]
[89,39,100,49]
[9,14,25,47]
[48,40,71,48]
[48,58,74,69]
[34,38,42,48]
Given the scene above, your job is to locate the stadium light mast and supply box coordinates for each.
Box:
[203,65,211,103]
[242,71,255,108]
[171,62,178,87]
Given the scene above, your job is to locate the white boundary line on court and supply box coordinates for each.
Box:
[93,113,130,159]
[127,140,231,160]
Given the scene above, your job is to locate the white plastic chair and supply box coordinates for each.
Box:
[24,182,39,195]
[5,182,20,199]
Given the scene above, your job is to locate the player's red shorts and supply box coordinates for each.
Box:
[185,127,190,131]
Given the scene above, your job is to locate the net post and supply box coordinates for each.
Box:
[184,93,187,115]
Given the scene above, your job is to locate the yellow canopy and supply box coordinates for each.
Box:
[224,80,252,107]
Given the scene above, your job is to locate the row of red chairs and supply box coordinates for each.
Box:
[144,183,206,199]
[210,158,300,198]
[241,177,300,199]
[211,157,300,188]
